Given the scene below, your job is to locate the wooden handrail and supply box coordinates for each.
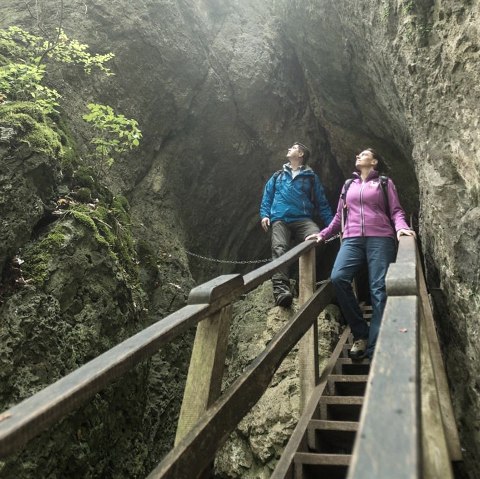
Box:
[147,281,334,479]
[0,239,320,461]
[0,232,460,479]
[0,302,208,457]
[348,236,420,479]
[349,236,462,478]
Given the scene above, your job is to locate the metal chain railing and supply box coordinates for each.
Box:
[185,251,271,264]
[185,234,340,265]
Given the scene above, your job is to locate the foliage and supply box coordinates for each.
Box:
[0,26,114,72]
[0,26,141,167]
[83,103,142,167]
[0,62,60,113]
[0,26,114,114]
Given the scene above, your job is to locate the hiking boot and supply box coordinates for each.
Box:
[275,292,293,308]
[349,339,367,359]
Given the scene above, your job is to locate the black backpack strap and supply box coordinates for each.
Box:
[341,178,354,233]
[310,176,315,206]
[379,175,396,232]
[379,175,390,213]
[341,178,354,201]
[271,170,283,196]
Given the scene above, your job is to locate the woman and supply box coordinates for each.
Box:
[306,148,415,359]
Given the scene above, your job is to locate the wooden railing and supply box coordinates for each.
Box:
[348,236,462,479]
[0,239,334,477]
[0,237,461,479]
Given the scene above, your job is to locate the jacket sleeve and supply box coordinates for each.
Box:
[260,175,275,219]
[313,176,334,225]
[387,178,410,231]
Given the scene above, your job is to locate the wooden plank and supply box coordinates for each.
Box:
[420,310,454,478]
[395,235,417,264]
[308,420,359,432]
[335,358,370,365]
[416,249,462,461]
[187,275,243,305]
[348,296,419,479]
[386,236,417,296]
[319,396,364,405]
[329,375,369,382]
[298,248,319,413]
[335,360,370,376]
[175,305,232,445]
[294,452,351,466]
[0,303,208,458]
[147,281,335,479]
[271,327,352,479]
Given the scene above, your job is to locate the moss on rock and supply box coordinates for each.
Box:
[0,101,63,158]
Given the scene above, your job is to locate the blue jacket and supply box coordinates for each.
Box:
[260,164,333,225]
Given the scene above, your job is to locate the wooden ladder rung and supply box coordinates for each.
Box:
[294,452,351,466]
[335,358,370,366]
[319,396,364,405]
[328,374,369,382]
[308,420,358,432]
[334,357,371,375]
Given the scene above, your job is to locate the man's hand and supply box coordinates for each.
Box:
[261,217,271,232]
[397,229,416,241]
[305,233,324,243]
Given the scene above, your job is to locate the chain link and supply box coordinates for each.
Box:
[185,251,271,264]
[185,234,340,265]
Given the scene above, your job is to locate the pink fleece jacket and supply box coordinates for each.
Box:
[320,171,410,240]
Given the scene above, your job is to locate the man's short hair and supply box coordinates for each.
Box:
[294,142,310,163]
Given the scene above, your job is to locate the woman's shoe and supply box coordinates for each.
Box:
[349,339,367,359]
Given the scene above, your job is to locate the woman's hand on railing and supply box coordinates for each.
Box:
[305,233,325,243]
[397,229,416,241]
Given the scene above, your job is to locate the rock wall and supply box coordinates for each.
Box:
[278,0,479,474]
[1,0,479,477]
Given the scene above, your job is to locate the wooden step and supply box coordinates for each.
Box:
[327,375,368,396]
[308,419,359,432]
[295,452,351,465]
[334,358,370,375]
[307,420,358,454]
[294,452,350,479]
[318,396,364,422]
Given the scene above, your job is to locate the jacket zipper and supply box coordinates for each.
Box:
[360,181,366,236]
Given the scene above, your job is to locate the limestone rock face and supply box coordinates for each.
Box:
[0,0,479,477]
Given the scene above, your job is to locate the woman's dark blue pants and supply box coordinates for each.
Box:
[331,236,397,357]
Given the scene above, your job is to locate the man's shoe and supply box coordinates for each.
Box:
[275,292,293,308]
[349,339,367,359]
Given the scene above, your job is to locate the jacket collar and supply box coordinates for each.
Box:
[352,170,379,181]
[284,163,313,174]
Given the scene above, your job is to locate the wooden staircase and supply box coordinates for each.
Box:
[272,308,373,479]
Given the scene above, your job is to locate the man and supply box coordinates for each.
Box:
[260,142,333,307]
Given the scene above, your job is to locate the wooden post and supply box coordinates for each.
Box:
[420,310,454,478]
[175,305,232,445]
[416,249,462,462]
[298,247,319,413]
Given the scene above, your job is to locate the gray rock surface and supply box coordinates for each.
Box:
[0,0,479,477]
